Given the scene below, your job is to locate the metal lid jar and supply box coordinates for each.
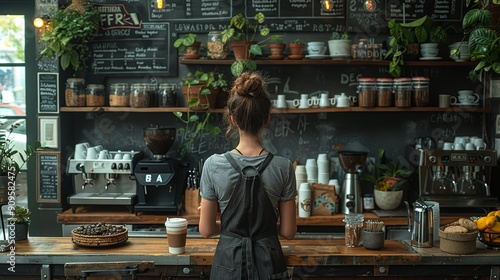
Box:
[376,78,393,107]
[158,83,177,107]
[65,78,85,107]
[393,77,412,107]
[207,31,228,59]
[412,76,430,107]
[109,83,129,107]
[130,83,150,108]
[85,84,105,107]
[357,77,377,107]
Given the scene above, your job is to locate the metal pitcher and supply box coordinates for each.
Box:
[405,200,433,248]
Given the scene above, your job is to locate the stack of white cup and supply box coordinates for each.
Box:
[328,179,341,197]
[295,165,307,190]
[317,153,330,184]
[305,159,318,183]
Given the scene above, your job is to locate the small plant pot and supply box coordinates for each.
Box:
[183,42,202,59]
[182,85,217,110]
[14,223,29,240]
[231,41,254,61]
[374,189,403,210]
[363,230,385,250]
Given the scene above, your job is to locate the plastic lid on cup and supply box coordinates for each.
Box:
[165,218,188,227]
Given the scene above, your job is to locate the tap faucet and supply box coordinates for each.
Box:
[105,173,118,190]
[77,163,94,189]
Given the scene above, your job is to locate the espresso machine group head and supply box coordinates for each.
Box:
[134,126,188,214]
[418,149,497,208]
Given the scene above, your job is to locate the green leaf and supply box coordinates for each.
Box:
[189,115,200,122]
[255,12,265,24]
[231,61,245,77]
[188,97,200,107]
[463,8,492,29]
[249,44,262,55]
[173,112,183,118]
[245,60,257,71]
[60,52,71,70]
[184,36,195,46]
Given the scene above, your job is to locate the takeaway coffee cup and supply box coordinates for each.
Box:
[165,218,188,254]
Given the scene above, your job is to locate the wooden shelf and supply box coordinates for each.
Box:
[60,106,490,113]
[180,58,477,67]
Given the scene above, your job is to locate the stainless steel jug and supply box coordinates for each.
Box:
[405,200,433,248]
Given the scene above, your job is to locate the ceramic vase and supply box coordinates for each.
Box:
[374,189,403,210]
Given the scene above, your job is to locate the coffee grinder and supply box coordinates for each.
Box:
[134,126,188,214]
[338,151,367,214]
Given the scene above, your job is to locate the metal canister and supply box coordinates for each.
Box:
[65,78,85,106]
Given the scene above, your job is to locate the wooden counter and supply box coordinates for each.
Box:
[2,237,499,279]
[57,206,468,227]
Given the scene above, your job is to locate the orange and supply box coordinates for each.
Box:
[486,215,497,228]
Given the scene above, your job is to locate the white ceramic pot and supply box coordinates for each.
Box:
[374,189,403,210]
[328,39,352,58]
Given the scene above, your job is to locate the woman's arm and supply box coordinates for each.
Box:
[278,199,297,240]
[199,198,221,238]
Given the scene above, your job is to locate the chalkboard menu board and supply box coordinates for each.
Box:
[36,151,61,203]
[37,73,59,114]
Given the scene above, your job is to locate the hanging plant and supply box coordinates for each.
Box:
[38,3,100,72]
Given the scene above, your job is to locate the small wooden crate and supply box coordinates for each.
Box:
[72,228,128,247]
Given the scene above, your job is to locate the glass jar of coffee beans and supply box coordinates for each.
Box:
[130,83,150,108]
[65,78,86,106]
[85,84,105,107]
[109,83,129,107]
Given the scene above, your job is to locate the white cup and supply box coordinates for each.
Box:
[317,153,328,161]
[122,153,132,160]
[94,145,104,152]
[457,90,480,104]
[307,42,326,55]
[319,92,330,108]
[86,147,98,159]
[308,97,320,107]
[454,143,465,150]
[329,179,341,196]
[442,142,453,150]
[474,138,486,149]
[298,182,311,218]
[165,218,188,254]
[114,153,123,160]
[286,100,297,108]
[276,94,287,109]
[74,142,90,159]
[465,143,475,150]
[299,94,310,108]
[98,150,110,159]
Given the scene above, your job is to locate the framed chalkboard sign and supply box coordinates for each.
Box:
[36,151,61,203]
[37,72,59,114]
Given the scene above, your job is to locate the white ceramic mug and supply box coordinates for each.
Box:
[442,142,453,150]
[98,150,110,159]
[457,90,480,104]
[319,92,330,108]
[122,153,132,160]
[299,94,309,108]
[308,97,320,107]
[74,142,90,159]
[86,147,98,159]
[277,94,287,109]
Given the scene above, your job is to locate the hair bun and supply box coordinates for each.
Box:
[234,72,266,98]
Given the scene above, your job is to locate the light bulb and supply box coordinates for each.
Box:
[33,17,45,28]
[156,0,165,9]
[363,0,376,12]
[321,0,333,12]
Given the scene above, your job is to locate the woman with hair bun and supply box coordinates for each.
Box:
[199,71,297,279]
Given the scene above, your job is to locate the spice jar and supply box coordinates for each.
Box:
[65,78,85,107]
[158,83,177,107]
[207,31,228,59]
[393,77,412,107]
[412,76,430,107]
[109,83,129,107]
[357,38,368,60]
[85,84,105,107]
[363,194,374,212]
[376,78,393,107]
[130,83,150,108]
[357,77,377,107]
[343,214,364,247]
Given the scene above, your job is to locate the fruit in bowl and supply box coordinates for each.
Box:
[474,210,500,248]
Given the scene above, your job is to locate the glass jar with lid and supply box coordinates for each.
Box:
[148,84,158,107]
[158,83,177,107]
[130,83,150,108]
[343,214,364,247]
[357,77,377,107]
[65,78,86,106]
[85,84,105,107]
[357,38,369,60]
[393,77,412,107]
[109,83,129,107]
[376,78,393,107]
[207,31,228,59]
[412,76,430,107]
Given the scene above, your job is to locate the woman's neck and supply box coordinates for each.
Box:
[234,131,265,156]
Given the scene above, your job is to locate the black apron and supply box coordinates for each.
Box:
[210,152,288,280]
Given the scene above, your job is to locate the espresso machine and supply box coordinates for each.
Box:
[338,151,367,214]
[67,149,144,213]
[134,126,188,214]
[418,149,498,208]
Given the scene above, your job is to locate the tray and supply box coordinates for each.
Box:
[72,228,128,247]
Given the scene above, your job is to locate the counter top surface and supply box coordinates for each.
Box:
[5,237,500,266]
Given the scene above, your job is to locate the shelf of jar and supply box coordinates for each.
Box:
[59,106,491,113]
[180,58,477,67]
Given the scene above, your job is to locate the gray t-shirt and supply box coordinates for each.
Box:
[200,152,297,217]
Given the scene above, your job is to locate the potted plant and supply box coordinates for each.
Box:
[174,33,202,59]
[38,3,100,72]
[267,34,286,59]
[420,26,448,58]
[451,0,500,83]
[0,122,42,204]
[385,15,432,77]
[328,31,352,58]
[362,148,413,210]
[288,39,305,58]
[221,12,280,76]
[8,205,31,240]
[174,71,227,157]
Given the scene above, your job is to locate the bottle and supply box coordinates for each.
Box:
[298,182,311,218]
[363,194,374,212]
[65,78,85,107]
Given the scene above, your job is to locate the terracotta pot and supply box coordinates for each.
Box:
[268,43,286,56]
[182,84,217,110]
[288,43,305,55]
[374,189,403,210]
[231,41,254,61]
